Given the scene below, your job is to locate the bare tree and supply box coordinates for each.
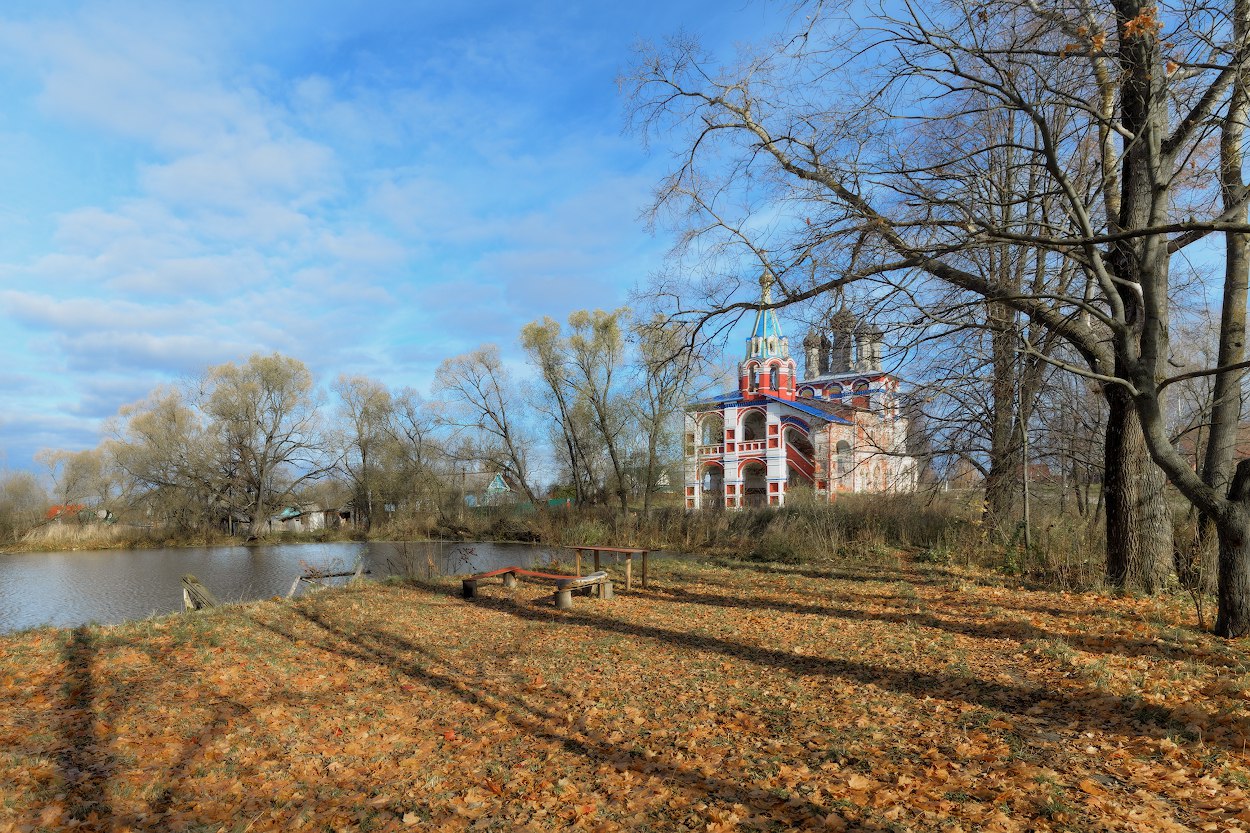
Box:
[332,374,393,530]
[438,345,543,507]
[521,318,600,506]
[110,385,221,532]
[627,1,1250,631]
[566,309,633,513]
[631,315,703,513]
[382,387,447,512]
[35,448,112,511]
[0,471,48,542]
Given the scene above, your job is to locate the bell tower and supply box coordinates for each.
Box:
[739,270,797,400]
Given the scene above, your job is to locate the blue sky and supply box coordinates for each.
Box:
[0,0,785,471]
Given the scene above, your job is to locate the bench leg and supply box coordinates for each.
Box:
[462,579,477,599]
[555,589,573,610]
[502,572,517,589]
[600,579,613,600]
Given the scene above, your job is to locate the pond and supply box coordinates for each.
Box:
[0,541,576,633]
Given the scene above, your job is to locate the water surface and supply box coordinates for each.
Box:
[0,541,572,633]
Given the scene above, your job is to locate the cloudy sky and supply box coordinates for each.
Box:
[0,0,786,471]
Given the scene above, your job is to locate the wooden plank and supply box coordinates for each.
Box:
[556,571,608,591]
[465,566,577,582]
[180,574,219,611]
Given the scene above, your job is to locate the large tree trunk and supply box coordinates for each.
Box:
[1216,462,1250,637]
[983,301,1020,537]
[1196,11,1250,601]
[1215,509,1250,638]
[1104,385,1173,593]
[983,459,1019,540]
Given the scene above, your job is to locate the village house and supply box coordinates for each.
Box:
[684,273,919,508]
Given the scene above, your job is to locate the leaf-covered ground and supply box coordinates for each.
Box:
[2,559,1249,832]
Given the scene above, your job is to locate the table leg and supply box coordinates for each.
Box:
[624,553,632,591]
[642,551,649,589]
[594,551,600,573]
[574,549,581,576]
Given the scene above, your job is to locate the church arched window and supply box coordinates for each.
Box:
[852,380,869,409]
[836,440,853,479]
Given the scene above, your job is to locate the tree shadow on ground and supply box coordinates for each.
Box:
[446,589,1249,756]
[646,585,1242,669]
[244,602,862,829]
[677,561,1197,628]
[56,626,114,822]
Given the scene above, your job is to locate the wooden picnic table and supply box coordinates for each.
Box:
[568,546,655,591]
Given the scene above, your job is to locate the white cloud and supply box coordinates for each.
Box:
[0,0,681,468]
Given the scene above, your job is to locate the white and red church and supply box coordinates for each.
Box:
[683,274,919,509]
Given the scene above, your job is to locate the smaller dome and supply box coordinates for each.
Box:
[802,329,821,347]
[830,308,858,333]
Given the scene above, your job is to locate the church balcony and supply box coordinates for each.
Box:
[736,439,766,453]
[697,444,725,456]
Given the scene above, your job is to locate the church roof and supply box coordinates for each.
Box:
[743,269,790,360]
[749,304,786,343]
[760,394,854,424]
[689,392,853,425]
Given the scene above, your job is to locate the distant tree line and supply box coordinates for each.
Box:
[0,309,702,542]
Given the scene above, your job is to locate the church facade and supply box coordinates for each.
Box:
[683,276,919,509]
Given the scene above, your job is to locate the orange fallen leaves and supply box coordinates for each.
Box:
[0,562,1246,831]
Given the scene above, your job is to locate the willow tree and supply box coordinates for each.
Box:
[203,353,333,536]
[629,1,1250,627]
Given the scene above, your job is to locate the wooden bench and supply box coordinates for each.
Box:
[568,546,656,591]
[461,566,613,609]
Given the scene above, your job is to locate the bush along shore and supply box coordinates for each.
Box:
[0,559,1246,831]
[5,492,1163,597]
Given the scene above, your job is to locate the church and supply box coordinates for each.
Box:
[683,274,919,509]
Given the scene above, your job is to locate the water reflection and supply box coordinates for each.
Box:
[0,541,570,633]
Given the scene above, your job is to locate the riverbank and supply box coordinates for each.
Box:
[1,560,1245,831]
[1,523,366,555]
[6,495,1108,594]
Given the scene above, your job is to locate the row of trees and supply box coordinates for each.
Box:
[1,310,697,542]
[627,0,1250,634]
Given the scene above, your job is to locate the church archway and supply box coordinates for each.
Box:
[741,410,766,441]
[700,462,724,506]
[699,412,724,446]
[740,461,767,507]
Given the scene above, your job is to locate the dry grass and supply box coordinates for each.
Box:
[1,560,1247,832]
[16,523,154,551]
